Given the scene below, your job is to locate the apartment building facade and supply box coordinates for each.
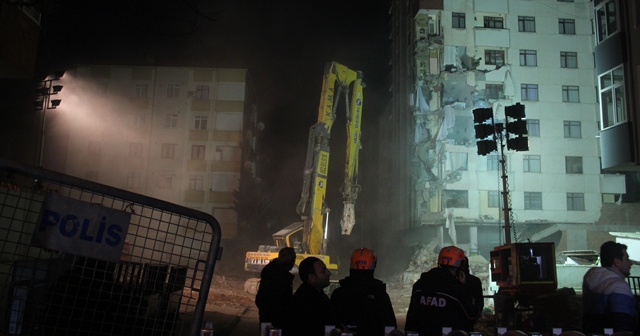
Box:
[59,66,254,238]
[381,0,627,256]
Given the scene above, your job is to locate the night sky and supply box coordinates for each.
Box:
[35,0,392,244]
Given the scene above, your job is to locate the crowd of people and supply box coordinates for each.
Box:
[255,241,638,336]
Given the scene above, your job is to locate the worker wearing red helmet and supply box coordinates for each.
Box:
[330,247,397,336]
[405,246,480,335]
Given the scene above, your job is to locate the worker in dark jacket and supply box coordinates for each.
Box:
[255,247,296,329]
[405,246,480,335]
[331,247,397,336]
[461,256,484,331]
[285,256,338,336]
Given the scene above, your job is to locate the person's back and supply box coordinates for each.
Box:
[330,248,397,335]
[255,247,296,329]
[582,241,636,334]
[405,246,479,335]
[285,256,337,336]
[461,256,484,331]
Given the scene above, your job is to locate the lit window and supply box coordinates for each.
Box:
[442,190,469,208]
[167,84,180,98]
[194,116,207,130]
[560,52,578,68]
[527,119,540,137]
[165,114,177,128]
[524,192,542,210]
[518,16,536,32]
[484,16,504,29]
[564,121,581,138]
[559,18,576,34]
[161,143,176,159]
[452,12,465,28]
[519,50,537,67]
[599,66,626,128]
[595,0,618,44]
[524,155,541,172]
[189,175,204,191]
[521,84,539,101]
[562,85,580,102]
[191,145,205,160]
[567,193,585,211]
[488,191,500,208]
[485,50,505,66]
[195,85,209,100]
[129,142,143,158]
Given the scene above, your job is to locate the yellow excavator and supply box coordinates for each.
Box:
[245,61,364,275]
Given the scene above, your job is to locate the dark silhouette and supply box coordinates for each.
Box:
[461,256,484,331]
[255,247,296,329]
[330,247,397,336]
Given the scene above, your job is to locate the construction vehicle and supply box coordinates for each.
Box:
[245,61,364,274]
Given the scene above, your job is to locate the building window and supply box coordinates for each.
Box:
[452,12,465,28]
[524,155,541,172]
[595,0,618,44]
[567,193,585,211]
[211,173,240,192]
[191,145,205,160]
[485,50,505,66]
[161,143,176,159]
[564,121,581,138]
[195,85,209,100]
[487,154,500,171]
[562,85,580,102]
[527,119,540,137]
[135,84,148,98]
[524,192,543,210]
[88,141,102,156]
[521,84,539,101]
[486,84,503,100]
[189,175,204,191]
[129,142,143,158]
[599,66,626,128]
[442,190,469,208]
[518,16,536,32]
[488,191,500,208]
[484,16,504,29]
[167,84,180,98]
[165,114,177,128]
[559,18,576,34]
[157,173,174,189]
[126,173,141,189]
[194,116,207,130]
[519,50,537,67]
[560,51,578,68]
[566,156,583,174]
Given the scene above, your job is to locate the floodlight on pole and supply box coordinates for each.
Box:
[505,102,529,151]
[472,107,497,156]
[34,71,64,167]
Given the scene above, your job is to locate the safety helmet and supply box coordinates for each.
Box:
[438,246,465,268]
[350,247,377,270]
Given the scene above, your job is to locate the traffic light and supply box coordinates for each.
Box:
[505,103,528,151]
[472,107,497,155]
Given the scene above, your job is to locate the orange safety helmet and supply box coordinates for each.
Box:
[350,247,377,270]
[438,246,465,268]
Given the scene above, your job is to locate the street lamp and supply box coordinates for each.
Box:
[34,71,64,167]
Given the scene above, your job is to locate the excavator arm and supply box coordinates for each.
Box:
[296,61,364,255]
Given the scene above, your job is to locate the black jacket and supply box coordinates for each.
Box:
[285,282,338,336]
[330,270,397,336]
[255,258,295,328]
[405,267,480,335]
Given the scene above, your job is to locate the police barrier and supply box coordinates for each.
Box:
[0,159,221,335]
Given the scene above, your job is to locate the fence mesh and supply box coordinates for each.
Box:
[0,160,221,336]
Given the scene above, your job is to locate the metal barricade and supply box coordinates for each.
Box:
[0,159,221,335]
